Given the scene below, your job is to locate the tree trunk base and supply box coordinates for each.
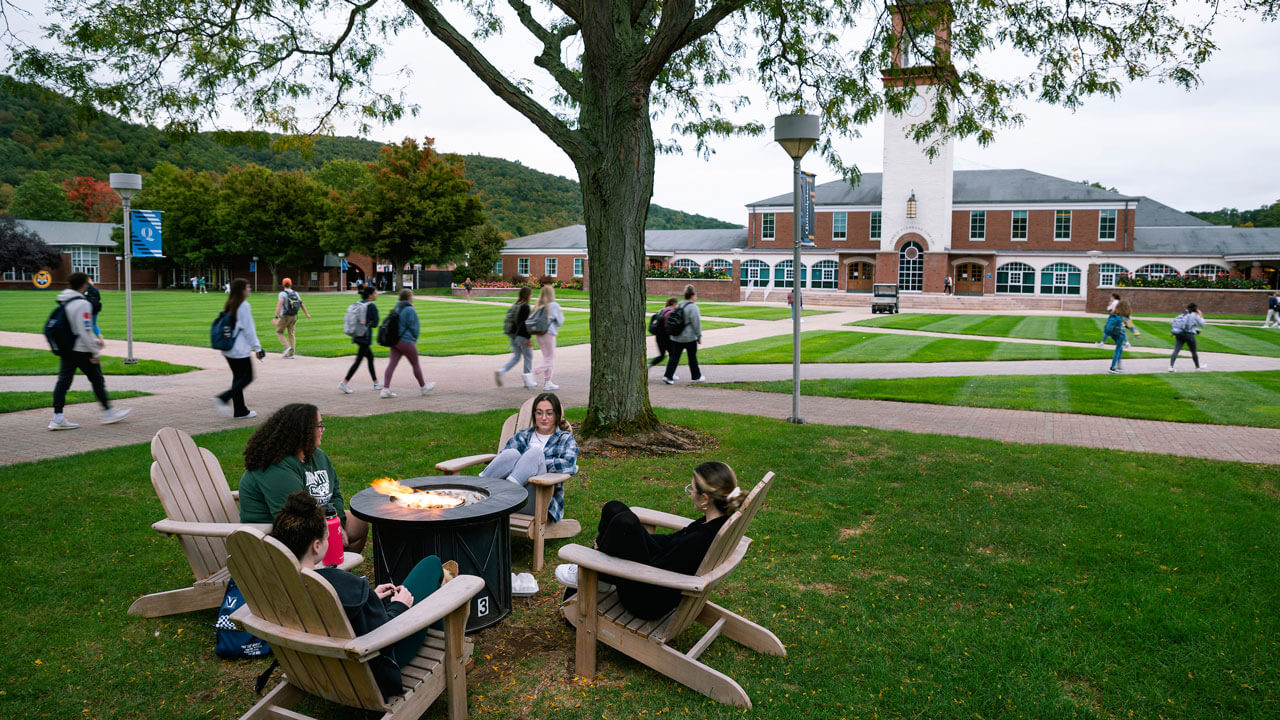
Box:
[576,422,717,457]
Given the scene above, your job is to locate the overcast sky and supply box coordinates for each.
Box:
[7,5,1278,225]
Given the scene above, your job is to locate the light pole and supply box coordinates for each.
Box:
[110,173,142,364]
[338,252,345,293]
[114,256,121,291]
[774,113,820,424]
[253,256,259,293]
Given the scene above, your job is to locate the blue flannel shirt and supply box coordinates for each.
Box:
[503,427,578,522]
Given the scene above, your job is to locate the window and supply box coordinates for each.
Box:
[741,259,768,287]
[870,211,882,240]
[1099,209,1117,240]
[811,260,839,289]
[832,212,847,240]
[969,211,986,240]
[704,259,731,277]
[573,258,584,277]
[517,257,529,275]
[70,246,99,282]
[761,213,775,240]
[1011,210,1028,240]
[671,259,699,271]
[544,258,558,276]
[1135,263,1176,279]
[1185,264,1227,279]
[492,260,503,276]
[1054,210,1071,240]
[1040,262,1082,295]
[774,259,794,289]
[1098,263,1128,287]
[996,262,1036,294]
[898,242,923,291]
[3,267,33,281]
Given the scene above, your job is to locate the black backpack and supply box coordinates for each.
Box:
[210,310,237,350]
[84,285,102,315]
[503,302,521,335]
[281,289,302,316]
[376,308,401,347]
[43,301,77,356]
[665,302,688,336]
[648,311,664,335]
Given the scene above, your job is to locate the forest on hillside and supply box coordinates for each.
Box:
[0,76,738,234]
[1188,205,1280,228]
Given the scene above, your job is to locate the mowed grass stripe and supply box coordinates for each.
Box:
[0,346,197,375]
[0,390,149,414]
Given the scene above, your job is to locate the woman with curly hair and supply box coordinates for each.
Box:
[237,403,368,552]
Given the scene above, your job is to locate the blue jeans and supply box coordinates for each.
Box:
[1106,328,1126,370]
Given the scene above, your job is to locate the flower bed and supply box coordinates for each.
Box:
[1116,273,1268,290]
[645,267,730,280]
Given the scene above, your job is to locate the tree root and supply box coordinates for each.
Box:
[576,422,718,457]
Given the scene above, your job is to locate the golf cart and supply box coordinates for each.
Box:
[871,283,899,314]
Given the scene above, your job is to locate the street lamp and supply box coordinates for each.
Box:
[253,256,259,293]
[114,256,121,291]
[774,113,820,425]
[109,173,142,364]
[338,252,345,293]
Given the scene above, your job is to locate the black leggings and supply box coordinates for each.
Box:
[345,343,377,382]
[664,340,700,381]
[595,501,682,620]
[218,356,255,417]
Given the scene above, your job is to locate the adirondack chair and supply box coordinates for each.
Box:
[129,426,362,618]
[435,396,580,571]
[558,471,785,708]
[226,528,482,720]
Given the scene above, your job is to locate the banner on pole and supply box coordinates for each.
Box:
[130,210,164,258]
[799,172,816,247]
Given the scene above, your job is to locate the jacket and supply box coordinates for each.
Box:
[513,303,531,339]
[222,300,263,359]
[502,427,578,521]
[56,289,100,357]
[315,568,407,700]
[670,300,702,343]
[395,302,420,343]
[237,449,346,524]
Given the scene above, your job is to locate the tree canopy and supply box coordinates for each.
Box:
[0,214,62,271]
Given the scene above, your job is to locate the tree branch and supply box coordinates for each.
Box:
[634,0,747,86]
[546,0,582,25]
[507,0,583,102]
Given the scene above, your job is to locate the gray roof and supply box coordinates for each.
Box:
[503,224,747,253]
[18,219,119,248]
[1132,196,1214,228]
[1133,226,1280,256]
[748,169,1140,206]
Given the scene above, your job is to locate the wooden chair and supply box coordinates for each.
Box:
[435,396,580,570]
[129,426,361,618]
[226,528,482,720]
[558,472,785,708]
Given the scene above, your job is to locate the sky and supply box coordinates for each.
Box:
[6,4,1279,225]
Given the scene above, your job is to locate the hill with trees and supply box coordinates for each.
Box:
[1188,204,1280,228]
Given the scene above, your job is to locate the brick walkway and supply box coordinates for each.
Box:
[3,302,1279,466]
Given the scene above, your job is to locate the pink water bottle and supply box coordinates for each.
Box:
[323,506,345,566]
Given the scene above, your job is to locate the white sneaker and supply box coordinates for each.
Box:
[101,407,132,425]
[380,388,397,398]
[283,347,295,358]
[543,381,559,391]
[554,564,613,593]
[511,572,539,597]
[235,410,258,419]
[662,376,675,385]
[1167,366,1176,373]
[212,397,232,418]
[338,381,353,394]
[48,417,79,430]
[1123,343,1131,350]
[1094,341,1105,347]
[521,373,537,389]
[690,375,707,383]
[373,382,382,391]
[420,382,436,395]
[1108,368,1121,374]
[1197,364,1207,371]
[493,369,503,387]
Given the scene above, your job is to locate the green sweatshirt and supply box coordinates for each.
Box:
[237,448,346,524]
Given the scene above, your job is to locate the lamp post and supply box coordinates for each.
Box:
[774,114,820,424]
[109,173,142,364]
[253,256,259,293]
[338,252,345,293]
[114,256,121,291]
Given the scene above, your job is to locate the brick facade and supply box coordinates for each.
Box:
[1086,285,1276,316]
[501,253,586,282]
[645,278,739,302]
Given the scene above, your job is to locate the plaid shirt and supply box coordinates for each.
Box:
[504,428,578,522]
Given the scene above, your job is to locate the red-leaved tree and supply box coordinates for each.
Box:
[62,177,120,222]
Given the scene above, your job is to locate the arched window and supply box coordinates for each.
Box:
[741,259,768,287]
[1135,263,1177,279]
[898,242,923,291]
[996,262,1035,294]
[1098,263,1128,287]
[811,260,838,289]
[1186,263,1227,279]
[671,258,699,271]
[1040,262,1082,295]
[703,259,731,277]
[774,259,794,289]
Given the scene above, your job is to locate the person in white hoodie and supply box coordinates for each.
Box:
[213,278,266,419]
[48,272,131,430]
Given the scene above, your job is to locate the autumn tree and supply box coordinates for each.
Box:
[0,214,62,273]
[15,0,1278,438]
[61,176,121,222]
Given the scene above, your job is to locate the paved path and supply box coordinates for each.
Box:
[3,301,1279,466]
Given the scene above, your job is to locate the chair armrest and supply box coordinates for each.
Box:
[558,544,709,593]
[526,472,571,487]
[152,519,271,537]
[435,454,498,474]
[346,575,484,659]
[629,507,693,531]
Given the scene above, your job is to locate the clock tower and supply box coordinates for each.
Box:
[878,1,955,292]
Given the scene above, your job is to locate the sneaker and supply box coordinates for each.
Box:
[690,375,707,383]
[543,381,559,391]
[512,572,539,597]
[554,564,614,593]
[100,407,132,425]
[420,382,436,395]
[493,369,503,387]
[1197,364,1207,371]
[212,397,233,418]
[373,382,382,391]
[1108,368,1121,374]
[1094,341,1105,347]
[662,376,675,385]
[338,381,353,394]
[1167,366,1176,373]
[235,410,258,419]
[1123,343,1131,350]
[380,388,397,398]
[48,417,79,431]
[283,347,295,358]
[521,373,538,389]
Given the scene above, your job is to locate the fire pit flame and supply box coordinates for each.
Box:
[369,477,480,509]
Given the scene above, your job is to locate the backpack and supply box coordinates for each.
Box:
[214,577,271,659]
[1170,313,1195,336]
[525,306,550,335]
[83,285,102,315]
[343,301,368,338]
[376,308,401,347]
[281,289,301,316]
[648,310,666,336]
[43,301,77,356]
[664,302,689,337]
[503,302,522,335]
[210,310,238,350]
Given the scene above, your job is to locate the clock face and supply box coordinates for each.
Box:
[906,96,927,117]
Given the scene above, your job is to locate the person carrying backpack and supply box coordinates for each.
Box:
[47,272,132,430]
[272,277,311,358]
[663,284,705,384]
[379,290,434,398]
[214,279,266,419]
[1264,292,1280,329]
[648,297,679,368]
[1168,302,1206,372]
[528,285,566,391]
[83,278,104,348]
[339,285,381,394]
[496,286,537,389]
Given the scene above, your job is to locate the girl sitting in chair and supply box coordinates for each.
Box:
[556,461,744,620]
[271,491,456,700]
[479,392,578,521]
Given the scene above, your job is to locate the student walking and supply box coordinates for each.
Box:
[1264,292,1280,328]
[529,285,566,391]
[47,272,132,430]
[943,275,953,295]
[1095,293,1121,345]
[663,284,704,384]
[380,289,434,397]
[273,277,311,358]
[648,297,679,368]
[339,285,381,394]
[198,276,208,293]
[213,278,265,419]
[82,277,104,348]
[1114,298,1139,349]
[1168,303,1206,372]
[463,277,474,301]
[1103,308,1126,374]
[496,286,536,389]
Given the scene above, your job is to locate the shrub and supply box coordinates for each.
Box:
[1116,273,1268,290]
[645,266,730,280]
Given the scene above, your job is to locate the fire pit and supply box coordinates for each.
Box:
[349,476,528,633]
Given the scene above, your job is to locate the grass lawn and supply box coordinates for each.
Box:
[0,291,737,357]
[0,390,149,414]
[0,409,1277,719]
[851,313,1280,357]
[0,346,197,375]
[698,330,1164,364]
[716,370,1280,428]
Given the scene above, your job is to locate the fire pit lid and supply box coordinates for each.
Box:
[348,476,528,528]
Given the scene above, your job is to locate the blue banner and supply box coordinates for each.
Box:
[799,172,816,247]
[130,210,163,258]
[249,261,257,273]
[340,258,349,271]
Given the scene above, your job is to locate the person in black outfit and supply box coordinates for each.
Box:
[270,492,456,701]
[556,461,745,620]
[648,296,678,368]
[339,285,381,393]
